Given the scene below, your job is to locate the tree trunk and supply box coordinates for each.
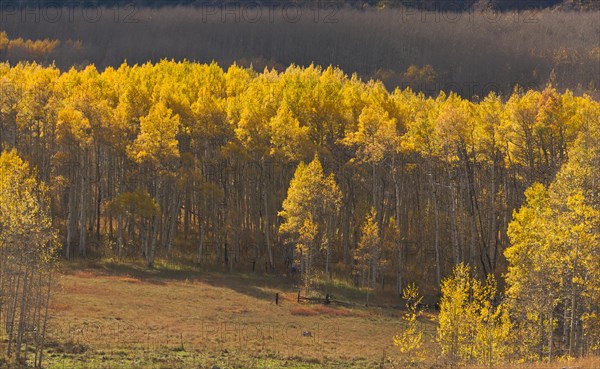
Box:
[65,184,76,259]
[429,171,441,291]
[569,294,576,357]
[79,169,87,258]
[96,144,102,241]
[148,215,159,268]
[14,268,29,362]
[166,190,182,255]
[392,160,403,296]
[117,215,124,259]
[447,171,460,265]
[141,217,148,259]
[262,161,274,272]
[548,309,554,362]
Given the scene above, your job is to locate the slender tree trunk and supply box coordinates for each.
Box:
[96,145,102,241]
[166,191,182,255]
[6,270,21,358]
[117,215,124,259]
[392,160,403,296]
[36,270,52,369]
[325,215,334,296]
[366,265,371,306]
[539,313,545,361]
[197,206,206,265]
[569,242,580,356]
[148,215,159,268]
[548,309,554,362]
[342,195,351,265]
[372,162,377,214]
[184,189,190,240]
[141,217,148,259]
[448,177,460,265]
[79,168,87,258]
[429,171,441,291]
[569,294,576,357]
[15,268,29,362]
[263,182,273,271]
[65,184,76,259]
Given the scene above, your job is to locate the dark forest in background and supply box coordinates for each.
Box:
[1,6,599,99]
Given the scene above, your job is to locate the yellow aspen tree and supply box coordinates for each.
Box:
[355,208,380,306]
[279,155,341,295]
[0,150,57,367]
[393,283,426,366]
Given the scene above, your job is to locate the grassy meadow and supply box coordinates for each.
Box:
[39,261,598,369]
[44,260,424,368]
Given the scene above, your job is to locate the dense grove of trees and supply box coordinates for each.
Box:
[397,81,600,364]
[2,3,598,367]
[1,60,598,299]
[2,7,598,98]
[0,59,598,365]
[504,116,600,361]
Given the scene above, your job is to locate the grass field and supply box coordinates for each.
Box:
[44,260,422,369]
[42,261,599,369]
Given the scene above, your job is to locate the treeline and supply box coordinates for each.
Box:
[1,60,598,297]
[2,7,598,98]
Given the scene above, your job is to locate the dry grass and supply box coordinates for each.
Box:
[45,261,598,369]
[465,356,600,369]
[48,302,71,312]
[47,260,412,368]
[289,307,319,316]
[290,305,361,317]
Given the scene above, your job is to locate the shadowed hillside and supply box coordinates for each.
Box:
[1,6,598,97]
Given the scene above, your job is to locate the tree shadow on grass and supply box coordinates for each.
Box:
[62,259,294,302]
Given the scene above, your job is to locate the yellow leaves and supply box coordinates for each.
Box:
[232,75,280,156]
[0,150,57,259]
[438,264,511,365]
[129,102,180,165]
[404,64,437,85]
[0,31,8,50]
[393,283,426,364]
[356,207,380,267]
[269,102,312,161]
[279,155,341,244]
[225,63,253,97]
[106,189,160,218]
[436,95,473,145]
[342,104,398,164]
[298,217,318,247]
[57,105,92,146]
[0,31,60,59]
[506,122,600,356]
[394,325,425,362]
[399,95,437,155]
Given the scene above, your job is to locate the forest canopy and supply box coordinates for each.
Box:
[1,60,598,293]
[0,52,598,365]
